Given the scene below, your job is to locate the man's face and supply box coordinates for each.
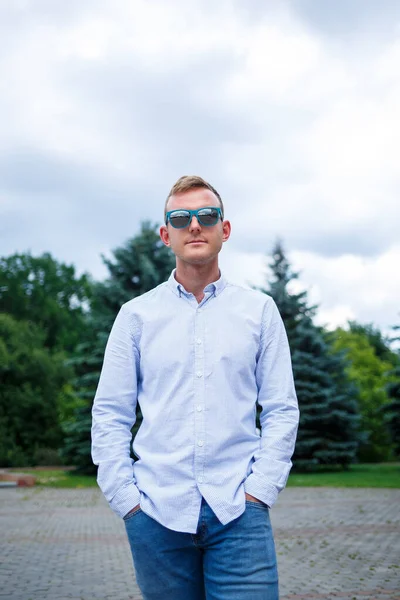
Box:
[159,188,231,266]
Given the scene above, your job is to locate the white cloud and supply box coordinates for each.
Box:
[218,243,400,331]
[0,0,399,330]
[290,246,400,330]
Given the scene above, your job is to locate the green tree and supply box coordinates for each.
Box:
[0,313,72,467]
[61,222,175,472]
[348,321,398,365]
[383,324,400,457]
[259,238,315,331]
[385,366,400,457]
[0,252,92,352]
[260,241,362,470]
[332,327,396,461]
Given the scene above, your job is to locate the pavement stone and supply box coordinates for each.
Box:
[0,486,399,599]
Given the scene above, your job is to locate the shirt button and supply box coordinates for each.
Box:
[196,405,202,412]
[196,338,202,345]
[198,476,204,483]
[198,440,204,447]
[196,372,202,378]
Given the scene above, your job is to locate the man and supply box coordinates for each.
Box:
[91,175,299,600]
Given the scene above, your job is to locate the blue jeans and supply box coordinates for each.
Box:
[124,498,279,599]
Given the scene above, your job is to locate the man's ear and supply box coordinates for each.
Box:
[160,225,170,247]
[222,220,231,243]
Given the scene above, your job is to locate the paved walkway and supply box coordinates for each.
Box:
[1,487,399,599]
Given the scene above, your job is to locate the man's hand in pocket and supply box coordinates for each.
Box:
[245,493,263,504]
[125,504,140,517]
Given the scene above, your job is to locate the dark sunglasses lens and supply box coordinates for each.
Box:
[169,211,190,228]
[198,208,219,226]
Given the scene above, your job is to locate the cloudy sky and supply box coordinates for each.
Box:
[1,0,399,332]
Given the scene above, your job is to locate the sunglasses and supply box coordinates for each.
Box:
[165,207,223,229]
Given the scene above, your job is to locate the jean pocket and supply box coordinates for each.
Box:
[123,506,142,521]
[245,500,269,510]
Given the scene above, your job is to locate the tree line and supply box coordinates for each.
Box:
[1,222,399,472]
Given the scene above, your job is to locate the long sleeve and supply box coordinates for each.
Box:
[91,304,141,518]
[244,298,299,508]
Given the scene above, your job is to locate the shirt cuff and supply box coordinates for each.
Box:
[109,482,141,519]
[244,473,278,508]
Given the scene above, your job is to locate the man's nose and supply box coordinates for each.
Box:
[188,215,201,231]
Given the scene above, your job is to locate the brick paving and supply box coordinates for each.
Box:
[0,486,399,600]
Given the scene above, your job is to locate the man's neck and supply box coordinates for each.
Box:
[175,261,220,302]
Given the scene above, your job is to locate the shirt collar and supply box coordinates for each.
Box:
[167,269,227,298]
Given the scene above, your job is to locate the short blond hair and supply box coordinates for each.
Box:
[164,175,224,223]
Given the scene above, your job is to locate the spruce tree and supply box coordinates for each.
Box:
[385,367,400,457]
[61,222,175,472]
[384,325,400,457]
[261,241,361,470]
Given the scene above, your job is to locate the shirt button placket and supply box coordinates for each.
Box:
[194,307,205,486]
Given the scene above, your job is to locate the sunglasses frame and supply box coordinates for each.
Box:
[165,206,223,229]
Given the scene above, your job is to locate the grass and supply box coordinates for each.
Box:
[9,462,400,489]
[9,468,97,488]
[287,462,400,488]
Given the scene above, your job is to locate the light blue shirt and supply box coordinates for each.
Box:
[91,270,299,534]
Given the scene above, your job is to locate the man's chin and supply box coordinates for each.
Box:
[180,253,215,266]
[186,258,211,265]
[184,247,208,258]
